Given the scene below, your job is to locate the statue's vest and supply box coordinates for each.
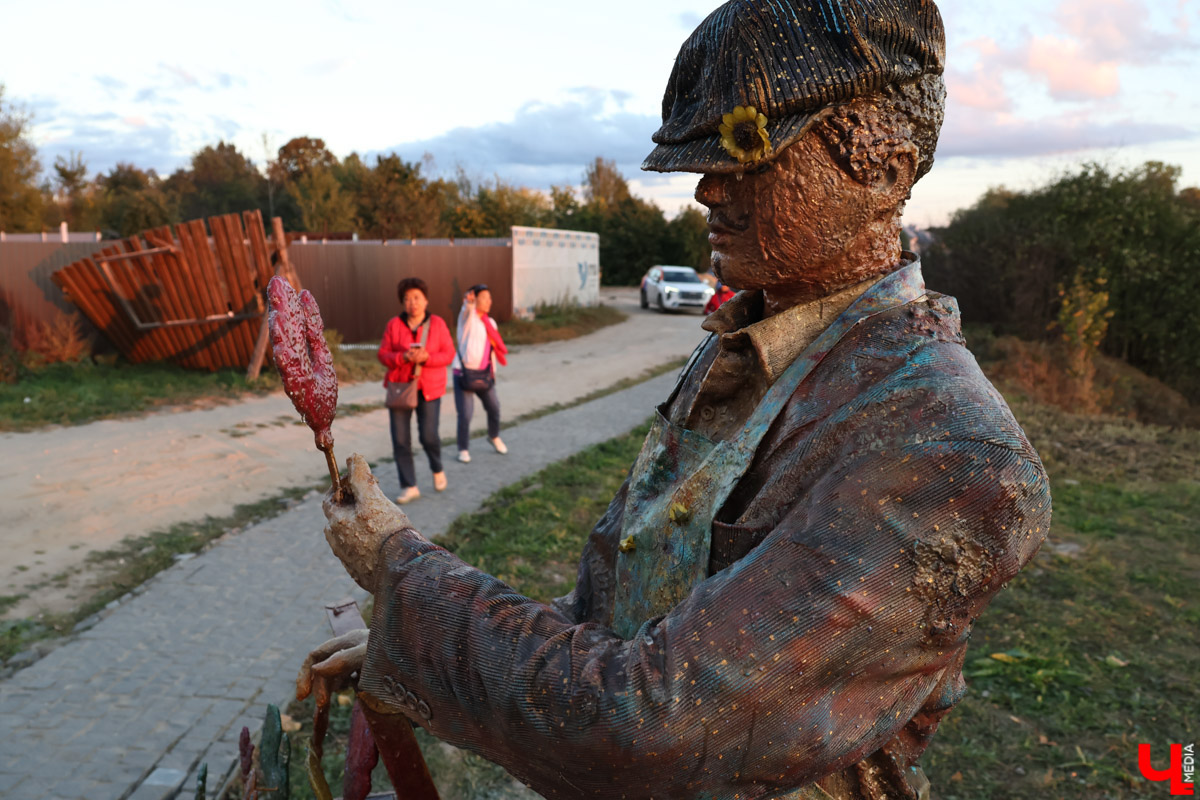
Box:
[609,262,929,639]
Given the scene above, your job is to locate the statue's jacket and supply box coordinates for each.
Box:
[358,261,1052,800]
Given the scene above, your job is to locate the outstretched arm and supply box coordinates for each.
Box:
[327,442,1048,799]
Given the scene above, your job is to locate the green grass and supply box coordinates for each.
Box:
[436,420,650,601]
[923,480,1199,796]
[0,595,25,614]
[0,332,384,433]
[0,359,266,431]
[498,301,627,345]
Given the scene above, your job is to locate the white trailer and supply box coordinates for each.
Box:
[511,226,600,316]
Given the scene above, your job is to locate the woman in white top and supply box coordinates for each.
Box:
[452,284,509,463]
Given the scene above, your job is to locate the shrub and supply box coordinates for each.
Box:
[17,311,91,367]
[1052,273,1113,415]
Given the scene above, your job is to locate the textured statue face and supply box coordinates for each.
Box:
[694,118,916,304]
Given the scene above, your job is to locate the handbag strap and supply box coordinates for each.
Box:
[455,317,490,372]
[402,316,430,379]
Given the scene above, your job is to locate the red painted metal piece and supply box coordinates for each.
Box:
[266,275,341,499]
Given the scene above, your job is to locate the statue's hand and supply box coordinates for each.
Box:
[323,453,412,592]
[296,628,369,704]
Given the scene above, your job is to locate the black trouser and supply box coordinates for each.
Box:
[389,394,442,490]
[453,372,501,451]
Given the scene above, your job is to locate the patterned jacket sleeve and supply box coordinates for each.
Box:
[356,392,1051,799]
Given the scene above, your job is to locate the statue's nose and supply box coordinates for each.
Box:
[694,174,728,208]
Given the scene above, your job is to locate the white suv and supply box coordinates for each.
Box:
[640,265,714,312]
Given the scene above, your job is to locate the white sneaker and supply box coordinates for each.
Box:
[395,487,420,504]
[457,450,471,463]
[490,437,508,455]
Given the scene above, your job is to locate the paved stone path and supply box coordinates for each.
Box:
[0,371,676,800]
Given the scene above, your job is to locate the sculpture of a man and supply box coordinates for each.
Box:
[301,2,1052,798]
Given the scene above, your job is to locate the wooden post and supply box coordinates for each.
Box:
[246,317,272,382]
[245,218,300,381]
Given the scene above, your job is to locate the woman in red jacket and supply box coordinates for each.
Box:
[378,277,455,503]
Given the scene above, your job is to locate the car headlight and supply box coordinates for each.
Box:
[665,287,678,294]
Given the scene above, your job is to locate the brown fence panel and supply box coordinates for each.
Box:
[208,214,260,364]
[288,242,514,343]
[43,214,277,370]
[0,242,109,333]
[174,220,240,368]
[9,232,515,362]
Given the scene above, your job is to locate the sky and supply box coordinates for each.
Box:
[2,0,1198,227]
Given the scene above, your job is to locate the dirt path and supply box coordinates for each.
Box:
[1,288,706,619]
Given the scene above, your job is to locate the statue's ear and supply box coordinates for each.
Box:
[878,144,919,205]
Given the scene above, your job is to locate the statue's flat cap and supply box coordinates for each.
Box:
[643,0,945,174]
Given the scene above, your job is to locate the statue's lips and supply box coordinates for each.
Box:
[707,215,747,247]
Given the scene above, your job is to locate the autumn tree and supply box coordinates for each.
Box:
[52,152,101,231]
[548,184,580,228]
[168,141,264,221]
[582,157,631,209]
[273,136,337,184]
[356,155,446,239]
[97,164,175,238]
[0,84,46,232]
[922,160,1200,396]
[265,137,340,230]
[290,166,355,235]
[666,206,712,275]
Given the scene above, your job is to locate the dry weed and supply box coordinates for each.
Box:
[18,311,91,366]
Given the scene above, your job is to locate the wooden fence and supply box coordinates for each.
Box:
[3,230,516,363]
[50,211,278,370]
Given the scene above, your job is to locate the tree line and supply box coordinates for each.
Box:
[5,86,1198,394]
[0,85,709,286]
[922,160,1200,398]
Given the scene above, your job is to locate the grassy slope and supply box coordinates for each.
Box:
[498,303,627,346]
[0,348,383,432]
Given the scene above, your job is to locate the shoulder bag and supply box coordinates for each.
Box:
[385,319,429,410]
[456,326,495,394]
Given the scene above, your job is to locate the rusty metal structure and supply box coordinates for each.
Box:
[50,211,293,371]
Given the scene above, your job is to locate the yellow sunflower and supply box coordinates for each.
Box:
[719,105,773,164]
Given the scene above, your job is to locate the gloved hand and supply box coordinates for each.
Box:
[323,453,412,593]
[296,628,369,704]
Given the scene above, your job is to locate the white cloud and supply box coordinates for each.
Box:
[1024,36,1121,100]
[374,89,660,189]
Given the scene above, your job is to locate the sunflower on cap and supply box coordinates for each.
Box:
[719,105,772,164]
[641,0,945,175]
